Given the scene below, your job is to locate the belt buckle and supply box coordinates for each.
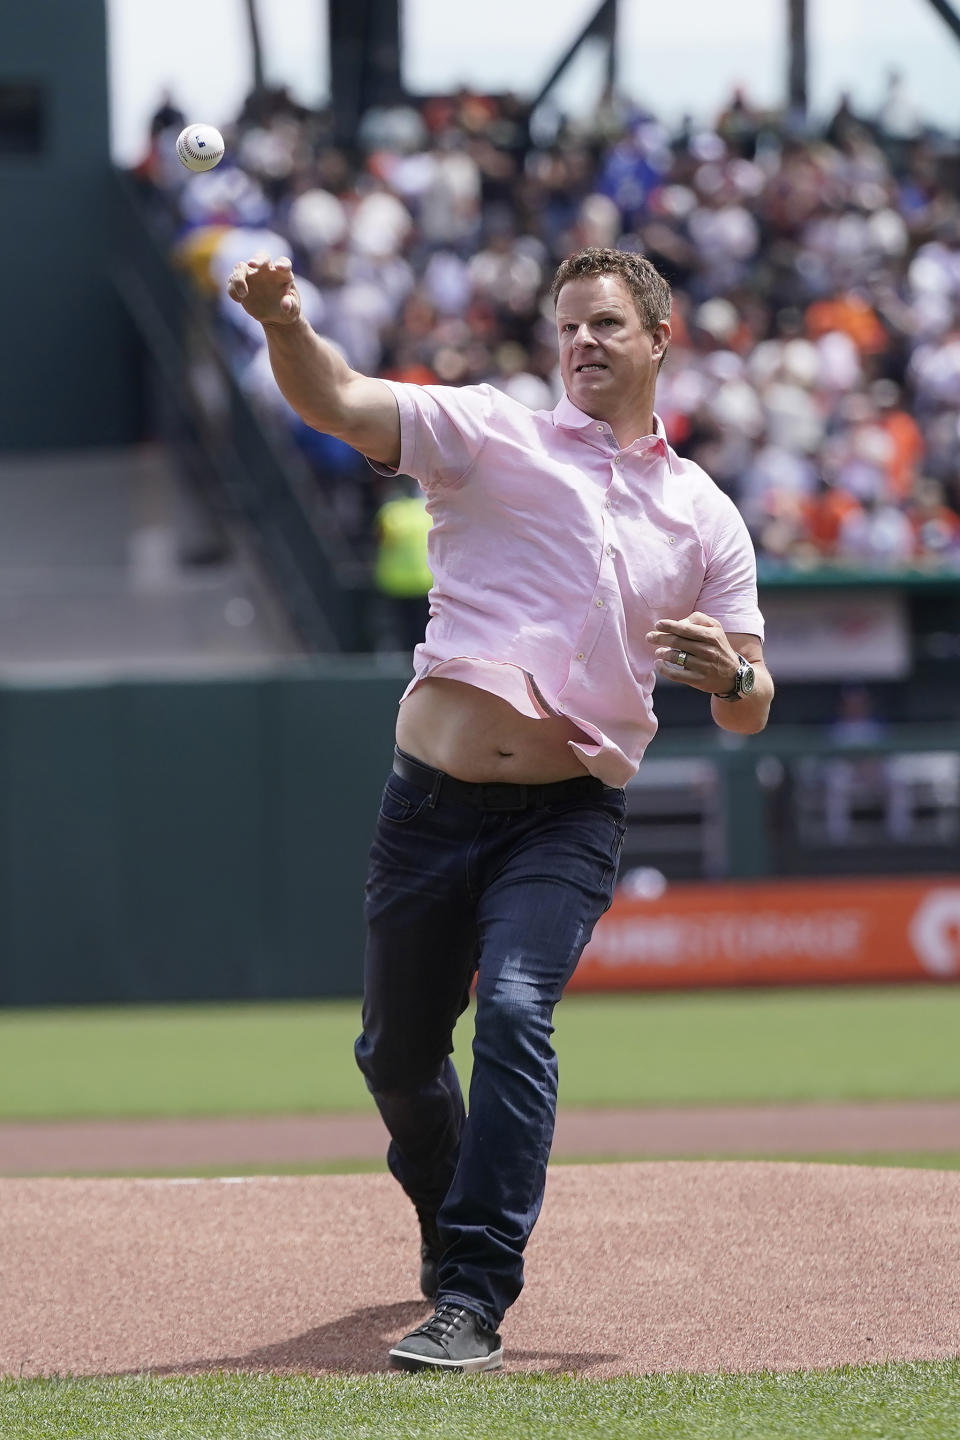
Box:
[480,782,527,811]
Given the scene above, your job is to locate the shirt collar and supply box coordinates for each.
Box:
[552,396,674,471]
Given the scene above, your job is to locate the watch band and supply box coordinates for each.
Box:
[713,655,747,702]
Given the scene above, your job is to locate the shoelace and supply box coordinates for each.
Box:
[411,1305,473,1340]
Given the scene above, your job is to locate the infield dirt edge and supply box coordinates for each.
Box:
[3,1161,959,1380]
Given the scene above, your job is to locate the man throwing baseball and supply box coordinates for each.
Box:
[228,246,773,1373]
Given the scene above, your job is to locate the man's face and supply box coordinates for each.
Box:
[556,274,669,420]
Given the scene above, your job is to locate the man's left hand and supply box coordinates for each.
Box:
[646,612,740,694]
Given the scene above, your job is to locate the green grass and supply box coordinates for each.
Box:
[1,986,959,1121]
[0,1000,371,1120]
[554,986,960,1108]
[2,1364,959,1439]
[40,1152,960,1180]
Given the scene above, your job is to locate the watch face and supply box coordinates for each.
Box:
[739,661,756,694]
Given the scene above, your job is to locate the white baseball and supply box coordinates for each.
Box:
[176,123,225,173]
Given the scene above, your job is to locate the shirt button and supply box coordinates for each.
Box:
[558,701,565,710]
[577,651,585,660]
[614,456,622,465]
[605,544,614,556]
[668,535,676,545]
[596,423,604,431]
[604,499,612,510]
[596,599,604,607]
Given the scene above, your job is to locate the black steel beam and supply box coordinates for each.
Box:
[922,0,960,43]
[529,0,618,114]
[329,0,403,145]
[242,0,266,96]
[787,0,807,117]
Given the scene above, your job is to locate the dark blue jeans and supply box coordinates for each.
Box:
[354,755,626,1329]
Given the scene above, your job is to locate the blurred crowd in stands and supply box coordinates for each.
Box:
[135,73,960,592]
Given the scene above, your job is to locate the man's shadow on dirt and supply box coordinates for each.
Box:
[117,1300,619,1376]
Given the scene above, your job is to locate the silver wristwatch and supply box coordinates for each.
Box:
[714,654,756,702]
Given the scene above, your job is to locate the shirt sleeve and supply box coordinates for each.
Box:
[695,497,766,642]
[366,380,494,491]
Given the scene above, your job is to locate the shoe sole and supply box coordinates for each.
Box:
[388,1344,504,1374]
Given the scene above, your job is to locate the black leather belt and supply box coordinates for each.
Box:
[393,747,608,812]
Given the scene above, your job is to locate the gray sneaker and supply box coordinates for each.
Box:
[388,1303,504,1373]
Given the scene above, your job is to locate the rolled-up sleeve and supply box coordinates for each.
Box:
[367,380,494,491]
[696,501,765,641]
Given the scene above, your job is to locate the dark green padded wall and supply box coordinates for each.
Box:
[0,1,140,448]
[0,669,404,1005]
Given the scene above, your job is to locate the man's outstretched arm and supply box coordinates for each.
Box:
[227,254,401,469]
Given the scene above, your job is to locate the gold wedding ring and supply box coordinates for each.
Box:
[675,649,688,669]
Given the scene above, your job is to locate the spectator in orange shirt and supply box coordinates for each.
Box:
[805,292,889,358]
[871,379,925,500]
[909,478,960,564]
[802,478,863,556]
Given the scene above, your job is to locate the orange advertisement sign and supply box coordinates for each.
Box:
[571,877,960,991]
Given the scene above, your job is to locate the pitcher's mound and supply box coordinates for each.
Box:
[3,1162,960,1378]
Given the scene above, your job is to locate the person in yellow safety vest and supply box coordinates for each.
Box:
[373,482,434,653]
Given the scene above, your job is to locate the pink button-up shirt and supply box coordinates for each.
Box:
[374,382,765,787]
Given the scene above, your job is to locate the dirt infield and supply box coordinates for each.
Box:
[3,1101,960,1175]
[3,1162,960,1378]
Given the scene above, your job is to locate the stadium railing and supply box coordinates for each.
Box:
[110,169,369,653]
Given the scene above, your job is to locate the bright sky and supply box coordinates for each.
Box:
[106,0,960,164]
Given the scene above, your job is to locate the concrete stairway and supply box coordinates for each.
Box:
[0,445,302,674]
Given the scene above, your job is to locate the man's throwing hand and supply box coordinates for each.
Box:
[646,612,740,693]
[226,254,301,326]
